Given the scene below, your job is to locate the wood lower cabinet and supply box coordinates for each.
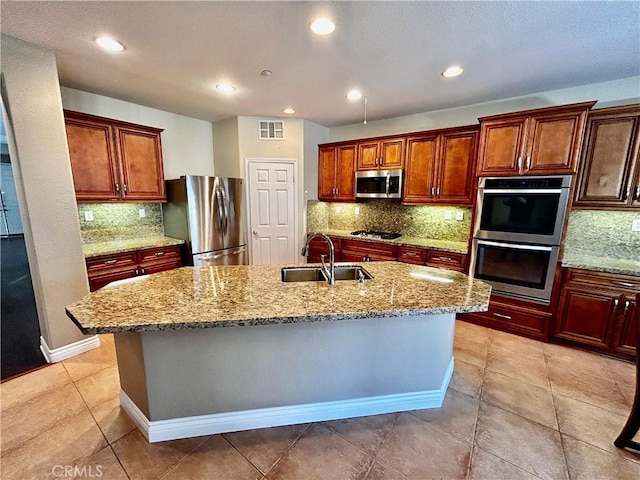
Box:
[356,137,405,171]
[397,246,427,265]
[306,236,342,263]
[477,101,595,176]
[403,126,478,206]
[86,245,182,291]
[554,268,639,359]
[64,110,166,203]
[459,294,553,341]
[573,105,640,209]
[318,144,356,202]
[426,250,467,273]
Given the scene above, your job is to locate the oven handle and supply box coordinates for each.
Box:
[480,189,563,194]
[476,240,553,252]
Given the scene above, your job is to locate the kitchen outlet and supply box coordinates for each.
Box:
[444,210,452,220]
[456,211,464,221]
[335,206,341,214]
[139,208,146,218]
[354,207,360,215]
[84,210,94,222]
[632,217,640,232]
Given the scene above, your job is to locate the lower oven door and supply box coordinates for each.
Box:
[471,239,559,304]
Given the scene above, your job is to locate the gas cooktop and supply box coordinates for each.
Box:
[350,230,402,240]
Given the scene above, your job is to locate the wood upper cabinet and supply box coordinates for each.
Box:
[403,126,478,205]
[477,101,595,176]
[356,137,405,171]
[554,268,639,359]
[64,110,166,203]
[574,105,640,209]
[318,144,356,202]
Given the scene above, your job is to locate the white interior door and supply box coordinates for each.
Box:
[247,160,297,265]
[1,162,23,236]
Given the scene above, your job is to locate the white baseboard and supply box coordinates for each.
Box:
[120,358,454,443]
[40,335,100,363]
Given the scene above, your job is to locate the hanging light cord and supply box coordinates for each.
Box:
[363,96,368,125]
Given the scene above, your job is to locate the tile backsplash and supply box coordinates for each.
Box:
[307,200,472,242]
[564,210,640,260]
[77,203,164,244]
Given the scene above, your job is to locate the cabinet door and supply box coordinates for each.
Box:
[318,146,337,200]
[574,109,640,208]
[335,145,356,201]
[65,116,120,202]
[612,298,638,357]
[115,126,166,202]
[379,138,405,169]
[555,286,618,349]
[357,142,380,170]
[525,111,587,175]
[403,135,438,204]
[477,118,527,176]
[397,246,427,265]
[437,129,478,205]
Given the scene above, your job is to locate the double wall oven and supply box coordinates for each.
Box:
[471,175,572,304]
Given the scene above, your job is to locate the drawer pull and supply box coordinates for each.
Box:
[616,282,637,288]
[614,299,619,307]
[436,256,453,261]
[404,252,418,257]
[493,313,512,320]
[154,251,166,256]
[105,259,118,265]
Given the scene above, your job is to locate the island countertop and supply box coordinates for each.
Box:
[66,262,491,334]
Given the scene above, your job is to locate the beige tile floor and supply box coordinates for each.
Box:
[1,321,639,479]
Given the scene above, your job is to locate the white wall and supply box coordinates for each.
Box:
[302,120,329,202]
[61,87,215,179]
[329,77,640,142]
[1,35,88,349]
[212,117,240,178]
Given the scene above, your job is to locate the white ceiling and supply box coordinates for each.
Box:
[2,1,639,127]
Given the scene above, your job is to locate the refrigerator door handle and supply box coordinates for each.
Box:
[219,187,229,233]
[215,188,225,232]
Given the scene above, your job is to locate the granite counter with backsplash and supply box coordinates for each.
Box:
[561,210,640,277]
[307,200,471,254]
[77,203,184,258]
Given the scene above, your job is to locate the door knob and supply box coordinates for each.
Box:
[252,229,258,235]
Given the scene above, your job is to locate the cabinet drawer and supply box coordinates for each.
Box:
[460,300,550,340]
[397,246,427,265]
[140,259,183,276]
[138,245,182,265]
[342,239,397,257]
[86,252,137,273]
[426,250,465,269]
[88,268,138,291]
[564,269,640,292]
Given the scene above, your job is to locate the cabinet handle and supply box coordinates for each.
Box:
[405,252,418,257]
[525,156,531,171]
[123,184,128,193]
[105,259,118,265]
[154,251,165,256]
[493,313,512,320]
[115,184,120,193]
[431,187,435,196]
[436,256,453,261]
[616,281,638,288]
[436,187,441,196]
[624,300,631,310]
[623,186,631,201]
[635,186,640,200]
[135,269,139,275]
[517,156,523,175]
[140,268,145,274]
[614,299,619,307]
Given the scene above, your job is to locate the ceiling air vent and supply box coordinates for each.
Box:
[258,120,284,140]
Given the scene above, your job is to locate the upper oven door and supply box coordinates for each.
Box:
[356,169,403,199]
[474,179,570,245]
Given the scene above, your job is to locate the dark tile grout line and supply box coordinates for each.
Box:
[156,434,213,480]
[361,412,408,480]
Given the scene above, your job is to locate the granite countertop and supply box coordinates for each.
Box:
[561,252,640,277]
[319,229,469,254]
[83,236,185,258]
[66,262,491,334]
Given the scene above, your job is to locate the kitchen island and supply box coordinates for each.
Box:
[66,262,490,442]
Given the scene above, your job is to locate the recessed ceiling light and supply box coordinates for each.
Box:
[216,84,237,94]
[442,66,464,78]
[346,89,363,101]
[95,36,125,52]
[310,18,335,35]
[282,108,296,115]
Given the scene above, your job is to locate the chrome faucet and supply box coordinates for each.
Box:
[301,233,335,285]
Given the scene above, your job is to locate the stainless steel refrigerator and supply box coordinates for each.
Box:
[163,176,248,266]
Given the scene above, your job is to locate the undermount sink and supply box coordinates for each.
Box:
[281,265,373,283]
[333,266,373,281]
[281,267,327,282]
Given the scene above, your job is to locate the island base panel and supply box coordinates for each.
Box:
[114,313,456,442]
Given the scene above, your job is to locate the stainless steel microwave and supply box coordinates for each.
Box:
[355,169,403,199]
